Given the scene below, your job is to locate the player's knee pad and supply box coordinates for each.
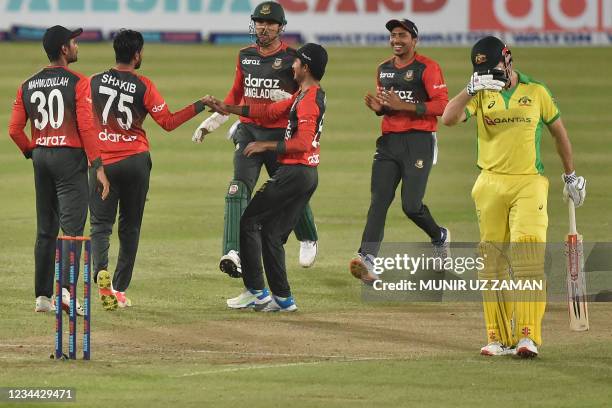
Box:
[477,241,509,280]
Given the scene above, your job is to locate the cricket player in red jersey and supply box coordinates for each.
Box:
[8,25,110,314]
[349,19,450,283]
[89,29,210,310]
[192,1,319,279]
[204,43,327,311]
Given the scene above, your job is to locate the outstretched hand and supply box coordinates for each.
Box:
[378,87,405,111]
[364,92,383,113]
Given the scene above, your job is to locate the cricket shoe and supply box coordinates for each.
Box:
[480,341,514,356]
[61,287,85,316]
[515,337,538,358]
[35,296,55,313]
[96,270,118,311]
[114,290,132,308]
[227,288,271,309]
[255,295,298,312]
[220,250,242,278]
[299,240,317,268]
[432,227,451,269]
[349,253,379,284]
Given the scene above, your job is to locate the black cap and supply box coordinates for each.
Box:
[471,36,510,72]
[385,19,418,38]
[43,25,82,57]
[296,43,328,81]
[251,1,286,25]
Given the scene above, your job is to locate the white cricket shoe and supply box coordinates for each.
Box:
[255,295,298,312]
[227,288,271,309]
[35,296,55,313]
[349,253,380,284]
[61,287,84,316]
[220,250,242,278]
[516,337,539,358]
[480,341,513,356]
[299,240,317,268]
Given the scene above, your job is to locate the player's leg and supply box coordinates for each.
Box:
[263,150,318,267]
[113,152,151,307]
[509,175,549,357]
[220,124,262,277]
[260,167,318,311]
[32,148,60,311]
[54,149,89,316]
[398,132,447,246]
[89,161,120,311]
[472,172,515,354]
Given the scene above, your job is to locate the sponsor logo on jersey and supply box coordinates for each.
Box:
[272,58,283,69]
[394,90,415,102]
[98,129,138,143]
[242,58,261,65]
[244,74,282,99]
[35,135,67,146]
[488,100,496,109]
[379,72,395,79]
[433,84,447,89]
[403,70,414,81]
[151,102,166,113]
[518,96,532,106]
[28,77,70,90]
[484,115,532,126]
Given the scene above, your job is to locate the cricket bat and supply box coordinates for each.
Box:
[566,200,589,331]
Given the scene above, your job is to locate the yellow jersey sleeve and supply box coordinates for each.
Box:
[539,85,560,125]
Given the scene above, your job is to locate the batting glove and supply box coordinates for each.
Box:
[269,89,292,102]
[562,172,586,208]
[192,112,229,143]
[466,72,506,96]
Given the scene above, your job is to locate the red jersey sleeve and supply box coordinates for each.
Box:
[75,76,102,164]
[422,62,448,116]
[223,56,244,105]
[284,94,319,153]
[142,77,199,132]
[8,86,33,156]
[248,95,294,122]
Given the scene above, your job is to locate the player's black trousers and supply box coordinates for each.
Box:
[240,165,318,297]
[32,147,88,297]
[359,131,442,256]
[89,152,151,292]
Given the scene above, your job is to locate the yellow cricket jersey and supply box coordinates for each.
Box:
[465,71,560,175]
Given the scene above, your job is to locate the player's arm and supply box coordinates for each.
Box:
[207,95,294,123]
[8,86,34,159]
[75,77,110,199]
[548,117,586,207]
[143,78,206,131]
[441,90,472,126]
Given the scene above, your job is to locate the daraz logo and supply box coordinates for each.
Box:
[6,0,255,13]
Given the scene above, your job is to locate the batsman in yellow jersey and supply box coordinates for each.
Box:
[442,36,586,358]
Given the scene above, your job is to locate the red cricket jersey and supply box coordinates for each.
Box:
[90,68,202,165]
[224,42,298,129]
[8,66,102,164]
[377,53,448,134]
[249,86,325,167]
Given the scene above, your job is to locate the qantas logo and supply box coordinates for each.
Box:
[484,116,532,126]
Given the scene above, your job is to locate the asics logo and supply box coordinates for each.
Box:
[151,103,166,113]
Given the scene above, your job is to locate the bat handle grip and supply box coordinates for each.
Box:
[568,199,577,235]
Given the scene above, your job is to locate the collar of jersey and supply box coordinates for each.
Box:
[256,41,284,57]
[393,53,417,69]
[498,70,530,108]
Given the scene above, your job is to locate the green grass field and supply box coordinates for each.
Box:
[0,43,611,407]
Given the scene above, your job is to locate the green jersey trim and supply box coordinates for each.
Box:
[535,118,544,174]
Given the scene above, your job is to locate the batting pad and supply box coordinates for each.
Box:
[223,180,249,255]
